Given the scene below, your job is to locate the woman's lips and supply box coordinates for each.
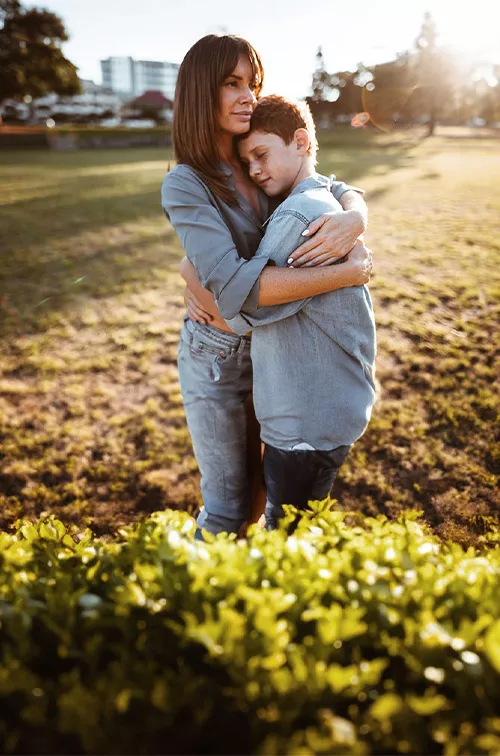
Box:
[233,112,252,120]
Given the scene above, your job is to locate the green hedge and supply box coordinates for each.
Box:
[0,126,171,150]
[53,126,171,138]
[47,127,171,150]
[1,504,499,754]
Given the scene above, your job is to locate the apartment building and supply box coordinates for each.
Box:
[100,57,179,100]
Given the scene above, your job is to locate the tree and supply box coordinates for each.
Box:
[0,0,80,106]
[309,48,367,127]
[311,47,339,103]
[414,12,457,136]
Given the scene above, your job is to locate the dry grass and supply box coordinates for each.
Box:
[0,132,499,544]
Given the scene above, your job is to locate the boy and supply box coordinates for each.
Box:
[229,95,376,530]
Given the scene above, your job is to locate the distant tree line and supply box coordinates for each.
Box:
[307,13,500,135]
[2,3,499,135]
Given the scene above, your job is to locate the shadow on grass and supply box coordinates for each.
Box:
[0,147,173,170]
[318,134,418,183]
[319,145,418,184]
[0,142,419,338]
[1,185,165,247]
[0,227,182,339]
[0,150,180,338]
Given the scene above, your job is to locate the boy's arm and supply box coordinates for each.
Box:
[289,186,367,267]
[339,189,368,231]
[226,210,314,332]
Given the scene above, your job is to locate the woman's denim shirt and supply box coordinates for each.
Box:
[161,163,361,329]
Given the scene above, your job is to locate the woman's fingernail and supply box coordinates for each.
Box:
[302,229,311,237]
[287,258,293,264]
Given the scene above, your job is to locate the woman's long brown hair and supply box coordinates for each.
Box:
[172,35,264,206]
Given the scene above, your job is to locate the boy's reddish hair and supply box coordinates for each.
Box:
[245,94,318,161]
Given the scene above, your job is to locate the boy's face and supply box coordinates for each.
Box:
[238,130,303,197]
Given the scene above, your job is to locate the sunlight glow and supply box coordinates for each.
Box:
[435,0,500,60]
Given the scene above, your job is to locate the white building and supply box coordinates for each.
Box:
[100,57,179,100]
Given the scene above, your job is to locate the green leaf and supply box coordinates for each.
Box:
[369,693,404,720]
[39,521,58,540]
[407,694,449,716]
[484,620,500,673]
[20,523,38,542]
[115,689,132,713]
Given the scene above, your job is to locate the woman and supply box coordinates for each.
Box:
[161,34,372,540]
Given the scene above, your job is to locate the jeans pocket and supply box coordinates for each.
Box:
[187,334,230,383]
[192,335,228,359]
[191,332,229,376]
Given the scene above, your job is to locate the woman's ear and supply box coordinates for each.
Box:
[294,128,311,155]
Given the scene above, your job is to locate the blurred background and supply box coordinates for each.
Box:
[1,0,499,134]
[0,0,499,546]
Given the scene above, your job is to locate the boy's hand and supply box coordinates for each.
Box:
[287,210,364,267]
[345,240,373,285]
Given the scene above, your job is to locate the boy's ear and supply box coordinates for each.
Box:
[294,128,310,155]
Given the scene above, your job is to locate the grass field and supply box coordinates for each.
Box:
[1,130,499,545]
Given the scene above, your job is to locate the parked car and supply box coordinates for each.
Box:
[100,117,122,128]
[121,119,157,128]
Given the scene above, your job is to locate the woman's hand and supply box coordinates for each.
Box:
[287,209,365,267]
[184,286,214,325]
[344,239,373,286]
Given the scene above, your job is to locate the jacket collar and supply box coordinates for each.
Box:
[288,172,330,197]
[262,173,329,227]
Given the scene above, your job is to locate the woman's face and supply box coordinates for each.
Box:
[218,54,258,137]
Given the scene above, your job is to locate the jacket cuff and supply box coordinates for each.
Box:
[216,255,269,320]
[330,177,365,200]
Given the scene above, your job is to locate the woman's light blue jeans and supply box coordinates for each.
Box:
[177,317,253,539]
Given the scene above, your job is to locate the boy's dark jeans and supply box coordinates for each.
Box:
[263,443,351,530]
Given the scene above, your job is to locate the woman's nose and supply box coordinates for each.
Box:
[240,87,257,105]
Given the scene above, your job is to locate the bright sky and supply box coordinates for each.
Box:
[28,0,500,98]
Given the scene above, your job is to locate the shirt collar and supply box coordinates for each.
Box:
[288,172,330,197]
[262,173,329,228]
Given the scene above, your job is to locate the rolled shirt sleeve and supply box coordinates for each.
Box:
[329,176,365,201]
[161,165,269,320]
[226,210,312,335]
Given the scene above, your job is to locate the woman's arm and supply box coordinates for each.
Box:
[164,165,370,321]
[257,240,371,306]
[223,209,372,334]
[162,165,268,320]
[180,257,228,328]
[288,189,368,267]
[180,239,371,327]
